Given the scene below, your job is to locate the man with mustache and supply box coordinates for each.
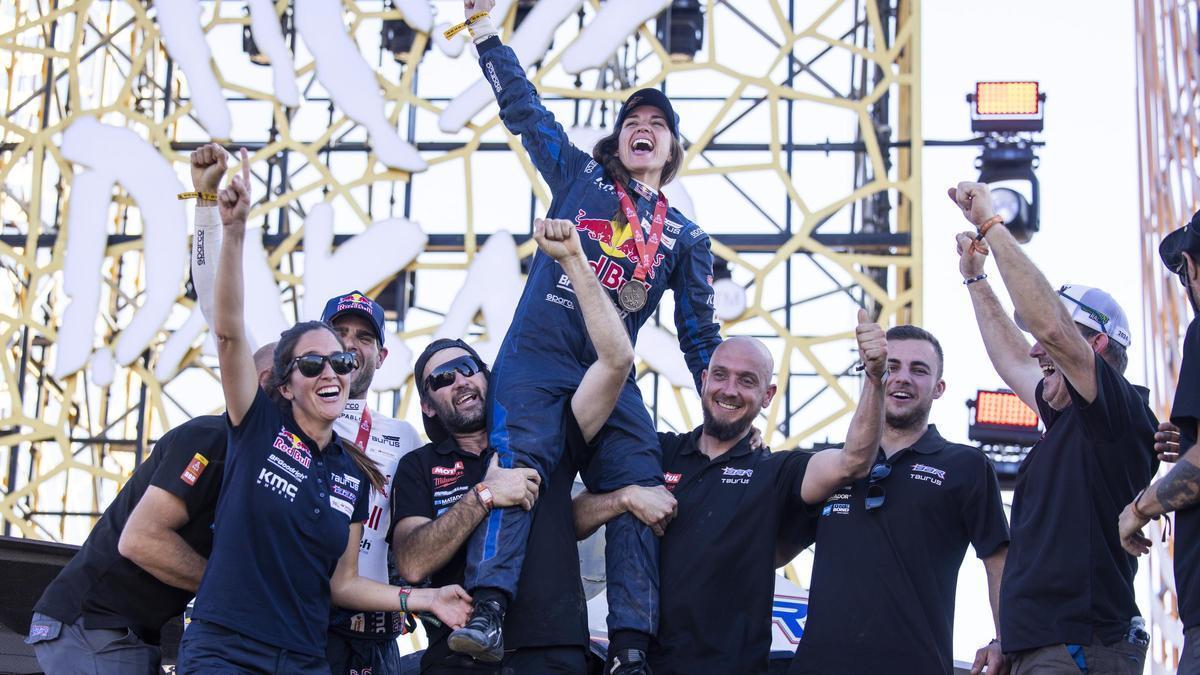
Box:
[790,324,1009,675]
[950,181,1156,674]
[389,218,652,673]
[574,316,888,674]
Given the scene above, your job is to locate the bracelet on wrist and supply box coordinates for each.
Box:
[963,273,988,286]
[443,11,489,39]
[178,191,219,202]
[1131,488,1157,521]
[399,586,412,613]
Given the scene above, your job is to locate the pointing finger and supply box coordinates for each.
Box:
[239,147,250,188]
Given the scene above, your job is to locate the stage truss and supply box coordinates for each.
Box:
[0,0,921,548]
[1136,0,1199,671]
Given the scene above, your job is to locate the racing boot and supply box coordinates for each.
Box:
[607,648,652,674]
[447,597,505,663]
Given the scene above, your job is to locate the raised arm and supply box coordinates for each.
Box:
[392,454,539,582]
[189,143,227,329]
[956,232,1041,410]
[331,523,472,628]
[214,149,257,424]
[525,218,635,441]
[118,487,206,592]
[799,310,885,504]
[670,233,723,391]
[950,183,1097,403]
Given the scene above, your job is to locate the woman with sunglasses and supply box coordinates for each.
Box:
[177,151,472,674]
[443,3,722,671]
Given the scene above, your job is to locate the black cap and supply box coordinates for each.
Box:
[320,291,386,346]
[1161,211,1200,278]
[615,88,680,138]
[413,339,490,443]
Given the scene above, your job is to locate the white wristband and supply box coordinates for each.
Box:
[469,15,499,43]
[194,204,220,227]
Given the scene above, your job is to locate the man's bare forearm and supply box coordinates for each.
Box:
[841,375,885,476]
[982,547,1007,636]
[394,494,489,581]
[985,225,1074,340]
[573,490,626,540]
[561,253,633,369]
[1140,443,1200,517]
[122,529,206,592]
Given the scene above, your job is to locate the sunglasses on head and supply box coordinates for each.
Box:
[1057,285,1110,334]
[864,461,892,511]
[286,352,358,378]
[425,354,484,393]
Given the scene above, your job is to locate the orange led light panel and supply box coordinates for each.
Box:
[975,81,1040,116]
[975,390,1039,428]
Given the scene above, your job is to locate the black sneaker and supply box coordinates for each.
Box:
[608,648,651,674]
[447,598,504,663]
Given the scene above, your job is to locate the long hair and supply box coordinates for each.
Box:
[267,320,386,492]
[592,129,684,207]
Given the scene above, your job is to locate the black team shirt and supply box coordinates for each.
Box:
[388,435,587,672]
[1171,316,1200,629]
[33,415,227,643]
[1000,354,1158,652]
[650,428,816,675]
[789,425,1009,674]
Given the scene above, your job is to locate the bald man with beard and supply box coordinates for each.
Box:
[574,318,888,675]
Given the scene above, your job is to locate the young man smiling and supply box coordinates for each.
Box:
[790,325,1009,675]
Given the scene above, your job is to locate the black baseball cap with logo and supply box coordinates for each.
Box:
[615,88,680,138]
[1160,210,1200,280]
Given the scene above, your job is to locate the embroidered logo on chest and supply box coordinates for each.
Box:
[908,463,946,486]
[271,427,312,468]
[720,466,753,485]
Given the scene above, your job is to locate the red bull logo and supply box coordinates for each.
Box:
[272,427,312,468]
[336,292,374,313]
[574,210,666,279]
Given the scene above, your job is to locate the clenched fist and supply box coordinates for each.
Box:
[947,182,997,229]
[534,218,584,263]
[190,143,228,197]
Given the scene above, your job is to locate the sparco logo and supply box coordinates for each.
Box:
[257,468,298,501]
[485,61,502,92]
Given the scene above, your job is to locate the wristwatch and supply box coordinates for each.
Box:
[474,483,495,511]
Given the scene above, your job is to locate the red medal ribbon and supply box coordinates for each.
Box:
[355,404,373,451]
[613,183,669,282]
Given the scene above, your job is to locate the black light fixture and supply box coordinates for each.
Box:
[967,81,1046,243]
[656,0,704,63]
[381,0,429,63]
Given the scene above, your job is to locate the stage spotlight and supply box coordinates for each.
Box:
[967,389,1042,485]
[968,81,1045,133]
[382,1,429,62]
[976,138,1040,243]
[656,0,704,62]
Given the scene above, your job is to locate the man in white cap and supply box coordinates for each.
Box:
[950,182,1157,674]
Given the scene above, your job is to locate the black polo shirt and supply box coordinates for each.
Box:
[389,435,588,672]
[191,389,370,657]
[1000,353,1158,652]
[650,427,815,675]
[33,415,226,643]
[1172,316,1200,629]
[790,425,1009,674]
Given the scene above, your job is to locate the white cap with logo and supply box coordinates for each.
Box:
[1014,284,1132,348]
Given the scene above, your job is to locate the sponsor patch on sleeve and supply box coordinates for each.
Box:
[180,453,209,486]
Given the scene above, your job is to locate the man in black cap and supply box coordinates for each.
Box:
[389,218,658,673]
[1119,209,1200,670]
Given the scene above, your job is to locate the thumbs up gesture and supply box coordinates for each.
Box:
[855,308,888,382]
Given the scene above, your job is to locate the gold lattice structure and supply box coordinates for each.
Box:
[1,0,921,547]
[1136,0,1198,671]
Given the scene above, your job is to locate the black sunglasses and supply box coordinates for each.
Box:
[424,354,484,393]
[286,352,358,378]
[864,461,892,511]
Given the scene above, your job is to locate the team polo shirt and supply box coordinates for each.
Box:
[1171,317,1200,629]
[790,425,1009,674]
[650,428,815,675]
[389,434,588,672]
[33,415,226,643]
[191,389,370,657]
[329,399,421,639]
[1000,354,1158,652]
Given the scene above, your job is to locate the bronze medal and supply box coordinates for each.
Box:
[618,281,648,312]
